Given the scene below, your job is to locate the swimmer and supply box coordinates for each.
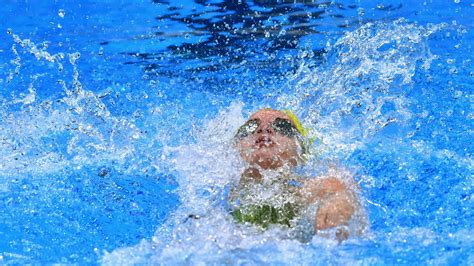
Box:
[228,109,362,240]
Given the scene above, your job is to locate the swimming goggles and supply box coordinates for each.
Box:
[235,118,299,139]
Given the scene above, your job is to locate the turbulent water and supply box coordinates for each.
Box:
[0,0,472,264]
[102,20,471,264]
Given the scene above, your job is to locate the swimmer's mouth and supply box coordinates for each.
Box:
[255,136,274,148]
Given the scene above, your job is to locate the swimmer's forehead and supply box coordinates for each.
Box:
[249,110,292,122]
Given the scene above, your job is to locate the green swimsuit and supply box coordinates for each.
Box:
[231,202,300,228]
[229,177,303,229]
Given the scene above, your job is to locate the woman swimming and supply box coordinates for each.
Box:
[228,109,362,239]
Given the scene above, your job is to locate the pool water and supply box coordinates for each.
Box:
[0,0,472,264]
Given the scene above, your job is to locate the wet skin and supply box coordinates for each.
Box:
[235,109,356,232]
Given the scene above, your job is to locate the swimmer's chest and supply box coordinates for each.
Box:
[232,180,304,228]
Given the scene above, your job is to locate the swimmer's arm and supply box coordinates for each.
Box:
[301,176,358,231]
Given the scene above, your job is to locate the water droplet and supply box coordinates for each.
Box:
[449,67,458,74]
[184,33,190,39]
[453,90,462,98]
[58,9,65,18]
[453,0,460,3]
[98,47,104,56]
[98,168,109,177]
[57,23,62,29]
[132,132,141,139]
[264,31,270,38]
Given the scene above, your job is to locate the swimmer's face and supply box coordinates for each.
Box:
[235,110,301,170]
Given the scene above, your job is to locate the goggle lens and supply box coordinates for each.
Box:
[271,118,297,138]
[236,119,260,139]
[235,118,298,139]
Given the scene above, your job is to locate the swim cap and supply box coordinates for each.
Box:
[282,110,315,158]
[283,110,308,138]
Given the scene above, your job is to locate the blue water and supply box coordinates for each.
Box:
[0,0,472,264]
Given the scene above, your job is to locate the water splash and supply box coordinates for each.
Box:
[0,32,145,179]
[280,19,447,160]
[101,103,366,264]
[7,29,65,72]
[100,19,466,264]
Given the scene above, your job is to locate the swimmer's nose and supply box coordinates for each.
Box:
[256,126,274,135]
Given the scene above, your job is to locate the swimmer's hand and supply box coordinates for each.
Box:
[316,192,354,231]
[302,177,356,231]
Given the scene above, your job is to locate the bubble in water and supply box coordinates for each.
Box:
[453,0,460,3]
[453,91,462,98]
[58,9,65,18]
